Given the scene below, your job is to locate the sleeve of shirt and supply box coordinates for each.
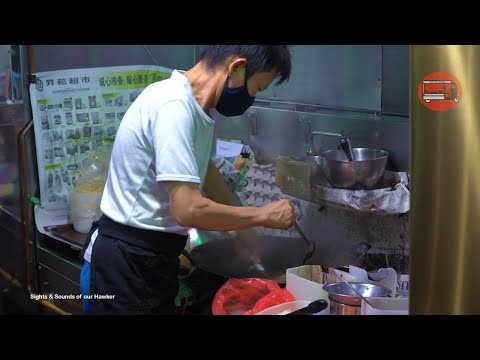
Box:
[150,99,201,184]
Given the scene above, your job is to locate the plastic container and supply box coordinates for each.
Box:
[397,274,409,297]
[286,266,331,313]
[255,300,328,315]
[70,190,102,233]
[287,266,327,300]
[360,297,409,315]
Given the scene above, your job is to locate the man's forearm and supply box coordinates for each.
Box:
[203,159,241,206]
[181,196,265,231]
[167,181,293,231]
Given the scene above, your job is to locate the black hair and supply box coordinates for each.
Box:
[196,45,292,85]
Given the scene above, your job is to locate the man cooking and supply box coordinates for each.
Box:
[81,45,295,314]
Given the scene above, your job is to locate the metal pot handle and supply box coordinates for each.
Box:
[179,249,197,280]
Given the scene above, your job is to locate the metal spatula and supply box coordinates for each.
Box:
[294,222,315,265]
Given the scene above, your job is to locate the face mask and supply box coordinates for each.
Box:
[215,70,255,117]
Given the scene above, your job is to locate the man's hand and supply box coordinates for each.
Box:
[259,199,296,230]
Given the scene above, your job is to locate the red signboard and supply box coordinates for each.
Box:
[418,71,463,112]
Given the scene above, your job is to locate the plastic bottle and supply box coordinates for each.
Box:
[70,144,112,233]
[76,145,112,194]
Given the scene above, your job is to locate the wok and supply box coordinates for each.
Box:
[188,231,371,283]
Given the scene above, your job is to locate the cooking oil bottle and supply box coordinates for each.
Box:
[70,144,112,233]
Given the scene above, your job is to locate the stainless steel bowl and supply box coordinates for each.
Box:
[320,148,389,189]
[322,282,392,306]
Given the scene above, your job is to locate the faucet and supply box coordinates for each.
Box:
[304,120,355,160]
[306,131,355,161]
[306,125,344,156]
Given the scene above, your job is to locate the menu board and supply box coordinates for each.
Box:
[30,65,173,211]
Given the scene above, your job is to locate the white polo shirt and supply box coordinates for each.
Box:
[99,70,215,235]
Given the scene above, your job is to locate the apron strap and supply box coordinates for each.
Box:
[79,220,100,260]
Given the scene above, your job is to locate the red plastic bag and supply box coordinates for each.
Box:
[211,278,294,315]
[242,288,295,315]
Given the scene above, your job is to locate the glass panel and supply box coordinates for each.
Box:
[9,45,22,102]
[0,45,22,103]
[0,45,10,103]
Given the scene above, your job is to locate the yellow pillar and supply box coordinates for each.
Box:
[410,45,480,314]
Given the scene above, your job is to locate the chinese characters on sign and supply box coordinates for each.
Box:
[30,65,172,210]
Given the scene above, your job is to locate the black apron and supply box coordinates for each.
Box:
[87,214,187,315]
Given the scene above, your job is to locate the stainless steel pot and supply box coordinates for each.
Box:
[322,282,392,315]
[320,148,389,189]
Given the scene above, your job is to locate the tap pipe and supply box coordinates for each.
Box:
[307,130,344,156]
[311,130,343,139]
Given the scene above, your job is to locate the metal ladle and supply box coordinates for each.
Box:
[294,222,316,265]
[339,136,355,161]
